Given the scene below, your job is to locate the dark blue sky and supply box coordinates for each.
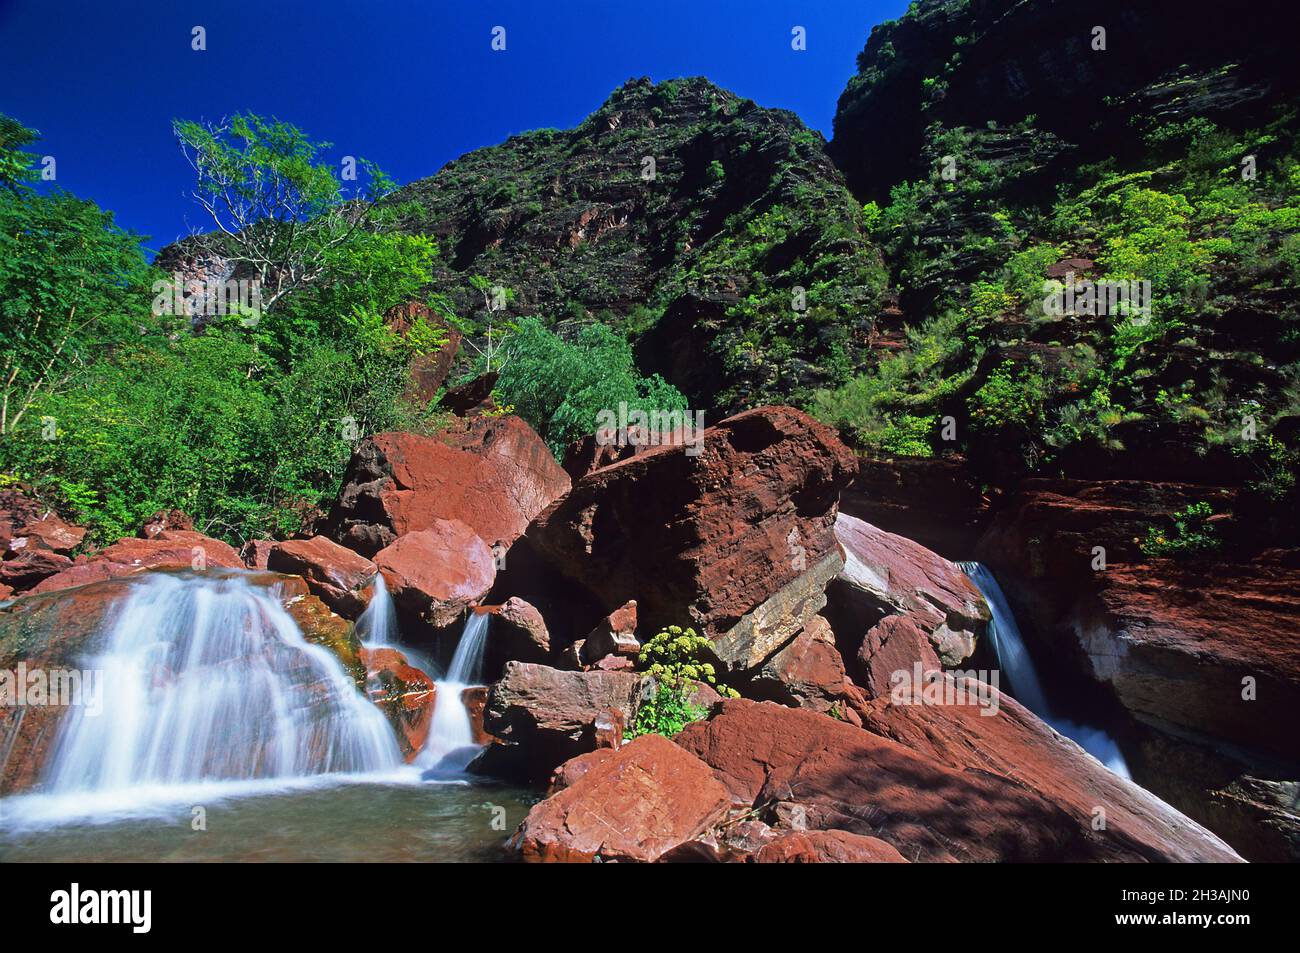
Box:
[0,0,905,255]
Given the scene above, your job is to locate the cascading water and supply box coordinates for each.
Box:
[418,611,490,774]
[958,562,1131,778]
[355,573,395,646]
[7,571,403,823]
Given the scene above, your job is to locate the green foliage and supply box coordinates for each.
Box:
[172,112,397,311]
[0,113,40,191]
[0,112,453,545]
[626,681,708,740]
[810,308,974,455]
[626,624,737,739]
[634,625,738,696]
[968,360,1046,433]
[1139,502,1221,558]
[0,186,157,435]
[491,317,687,453]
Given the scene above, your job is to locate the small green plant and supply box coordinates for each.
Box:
[1139,501,1221,557]
[626,681,708,739]
[626,625,738,739]
[635,625,737,696]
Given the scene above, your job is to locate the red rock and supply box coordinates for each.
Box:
[281,583,364,685]
[267,535,378,618]
[0,578,123,794]
[385,301,461,407]
[748,616,849,713]
[755,830,908,863]
[323,415,570,556]
[580,600,639,665]
[841,455,986,558]
[848,682,1244,863]
[975,480,1300,814]
[0,491,86,556]
[31,531,243,595]
[0,583,12,600]
[513,406,855,668]
[511,734,731,863]
[373,521,496,628]
[590,655,635,672]
[481,596,551,671]
[675,699,1239,862]
[545,747,615,795]
[138,509,193,539]
[439,371,498,417]
[240,539,274,569]
[561,425,695,480]
[460,685,492,745]
[853,612,941,699]
[0,550,73,590]
[479,662,643,782]
[832,513,988,665]
[361,645,437,760]
[1046,257,1096,278]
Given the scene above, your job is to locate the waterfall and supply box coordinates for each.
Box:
[418,611,490,774]
[356,573,394,646]
[959,562,1131,778]
[13,571,403,821]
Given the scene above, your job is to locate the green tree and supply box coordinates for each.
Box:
[0,187,156,434]
[173,112,397,312]
[491,317,688,453]
[0,113,39,191]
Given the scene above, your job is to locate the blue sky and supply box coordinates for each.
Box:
[0,0,905,254]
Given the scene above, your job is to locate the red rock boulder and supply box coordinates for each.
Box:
[481,596,551,673]
[510,406,856,671]
[361,645,437,760]
[0,490,86,557]
[747,616,850,714]
[755,830,908,864]
[477,662,643,782]
[675,699,1240,862]
[323,415,570,557]
[138,509,193,539]
[579,600,639,665]
[511,734,732,863]
[267,535,378,618]
[373,521,496,628]
[31,531,243,595]
[849,680,1244,863]
[240,539,274,570]
[0,550,73,590]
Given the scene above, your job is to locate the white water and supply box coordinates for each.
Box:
[3,571,405,825]
[959,562,1132,778]
[355,573,395,646]
[418,612,490,773]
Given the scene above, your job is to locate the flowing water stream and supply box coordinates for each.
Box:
[0,571,518,860]
[958,562,1131,777]
[419,611,491,774]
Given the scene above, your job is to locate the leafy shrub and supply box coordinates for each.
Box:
[1139,502,1221,557]
[626,682,708,739]
[626,624,738,739]
[490,317,687,453]
[968,360,1046,433]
